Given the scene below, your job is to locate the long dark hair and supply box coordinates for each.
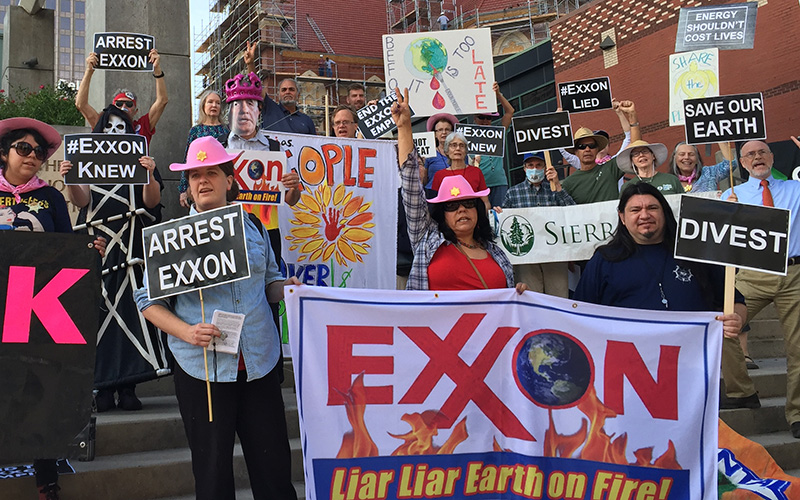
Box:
[92,105,135,134]
[430,199,493,245]
[0,128,50,170]
[598,182,677,262]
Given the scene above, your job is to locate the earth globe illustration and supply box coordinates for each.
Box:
[514,331,593,409]
[247,159,265,181]
[405,37,448,79]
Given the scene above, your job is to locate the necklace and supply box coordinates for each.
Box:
[458,239,481,249]
[638,246,669,309]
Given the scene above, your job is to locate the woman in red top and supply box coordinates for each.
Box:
[430,131,491,212]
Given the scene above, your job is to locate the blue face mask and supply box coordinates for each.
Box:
[526,168,545,183]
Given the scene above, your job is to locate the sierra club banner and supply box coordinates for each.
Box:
[495,193,716,264]
[270,132,398,290]
[286,286,722,500]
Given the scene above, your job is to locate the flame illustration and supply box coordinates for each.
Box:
[541,386,681,469]
[337,374,469,458]
[286,183,374,265]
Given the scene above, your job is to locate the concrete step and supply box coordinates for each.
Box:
[746,357,788,399]
[720,396,789,436]
[749,431,800,473]
[157,482,306,499]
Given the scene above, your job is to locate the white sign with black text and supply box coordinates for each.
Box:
[142,204,251,300]
[62,133,149,185]
[675,196,789,275]
[684,92,765,144]
[557,77,613,114]
[512,112,573,154]
[93,32,154,71]
[412,131,436,158]
[455,123,505,157]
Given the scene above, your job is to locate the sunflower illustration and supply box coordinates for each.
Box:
[286,183,375,265]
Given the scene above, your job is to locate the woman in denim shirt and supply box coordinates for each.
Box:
[134,136,299,500]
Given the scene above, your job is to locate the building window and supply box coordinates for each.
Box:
[60,53,70,65]
[46,0,55,8]
[60,16,70,30]
[75,18,84,32]
[75,1,84,13]
[61,0,71,12]
[75,37,84,49]
[60,35,71,48]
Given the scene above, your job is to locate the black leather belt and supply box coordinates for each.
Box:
[788,256,800,266]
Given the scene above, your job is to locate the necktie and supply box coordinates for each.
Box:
[760,179,774,207]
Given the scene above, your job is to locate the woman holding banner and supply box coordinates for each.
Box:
[668,141,736,193]
[392,88,527,293]
[134,136,299,500]
[59,105,163,414]
[0,117,106,500]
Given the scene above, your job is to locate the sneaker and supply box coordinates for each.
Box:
[744,355,760,370]
[117,386,142,411]
[38,482,60,500]
[720,392,761,410]
[94,389,116,413]
[791,421,800,439]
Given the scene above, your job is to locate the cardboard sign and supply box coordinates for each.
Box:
[675,3,758,52]
[62,133,149,185]
[356,92,411,140]
[557,77,613,114]
[684,93,765,145]
[455,123,505,157]
[669,49,720,126]
[142,204,251,300]
[412,131,436,158]
[229,149,286,205]
[383,28,497,117]
[512,112,573,153]
[675,196,789,275]
[0,231,100,463]
[93,32,155,71]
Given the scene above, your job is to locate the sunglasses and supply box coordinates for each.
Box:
[575,142,598,150]
[442,198,479,212]
[114,100,135,110]
[10,141,47,161]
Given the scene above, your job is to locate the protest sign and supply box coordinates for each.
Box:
[142,204,250,300]
[356,92,412,139]
[93,32,154,71]
[684,93,765,144]
[675,3,758,52]
[675,195,789,275]
[286,285,722,500]
[228,149,286,205]
[267,132,398,289]
[62,133,149,185]
[412,131,436,158]
[557,77,613,114]
[0,231,100,463]
[512,112,572,153]
[455,123,505,157]
[669,49,719,126]
[383,28,496,117]
[495,193,715,264]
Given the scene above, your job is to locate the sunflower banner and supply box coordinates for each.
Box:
[272,132,399,289]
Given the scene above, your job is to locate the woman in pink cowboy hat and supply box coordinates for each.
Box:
[392,88,528,293]
[133,136,299,500]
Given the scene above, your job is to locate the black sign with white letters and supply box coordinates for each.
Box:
[675,196,789,275]
[683,93,765,145]
[93,32,155,71]
[143,204,251,300]
[356,93,414,140]
[512,112,573,153]
[557,77,613,114]
[675,3,758,52]
[63,134,149,185]
[455,124,505,157]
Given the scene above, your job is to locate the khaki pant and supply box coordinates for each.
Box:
[514,262,569,298]
[729,266,800,424]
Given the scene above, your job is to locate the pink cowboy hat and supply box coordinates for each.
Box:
[170,136,244,171]
[426,112,459,132]
[427,175,489,204]
[0,117,62,160]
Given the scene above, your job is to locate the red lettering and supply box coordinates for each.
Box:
[358,149,376,188]
[475,94,487,110]
[471,50,484,64]
[604,341,680,420]
[343,145,356,186]
[322,144,343,186]
[3,266,89,344]
[327,325,394,405]
[473,66,485,80]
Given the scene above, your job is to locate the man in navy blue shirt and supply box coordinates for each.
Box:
[575,182,754,409]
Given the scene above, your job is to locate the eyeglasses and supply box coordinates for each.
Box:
[334,120,354,127]
[741,149,772,160]
[114,100,135,110]
[448,142,467,150]
[575,142,598,150]
[442,198,479,211]
[630,149,652,158]
[435,128,452,134]
[10,141,47,161]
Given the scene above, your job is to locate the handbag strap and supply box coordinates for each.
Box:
[454,242,489,289]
